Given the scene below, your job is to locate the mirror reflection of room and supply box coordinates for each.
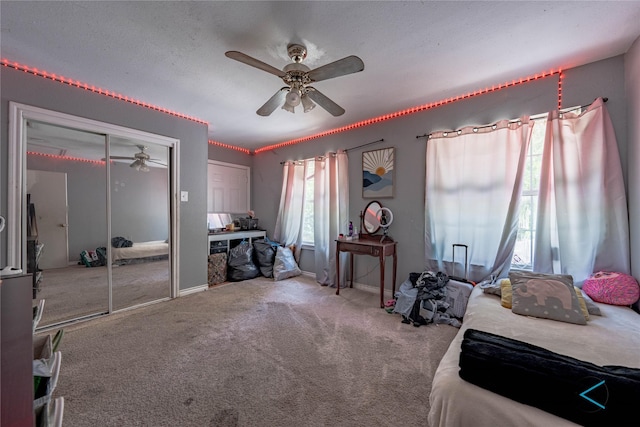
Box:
[26,120,171,327]
[110,141,170,312]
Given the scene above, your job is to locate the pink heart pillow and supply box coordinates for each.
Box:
[582,271,640,306]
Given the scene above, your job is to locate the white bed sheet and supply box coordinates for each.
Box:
[428,285,640,427]
[111,240,168,262]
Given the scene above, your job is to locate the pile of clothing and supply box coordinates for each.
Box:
[392,271,462,328]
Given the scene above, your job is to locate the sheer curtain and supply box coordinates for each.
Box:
[314,150,349,287]
[273,160,308,260]
[425,119,533,282]
[534,98,630,284]
[274,151,349,287]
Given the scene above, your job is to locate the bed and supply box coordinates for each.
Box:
[111,240,169,263]
[428,284,640,427]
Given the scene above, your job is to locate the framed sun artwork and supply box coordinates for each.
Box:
[362,147,394,198]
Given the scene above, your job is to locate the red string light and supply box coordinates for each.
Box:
[255,69,561,154]
[3,57,252,154]
[557,71,564,110]
[208,140,251,154]
[1,58,208,125]
[4,58,565,156]
[27,151,106,165]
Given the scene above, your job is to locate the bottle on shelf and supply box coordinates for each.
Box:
[348,221,353,237]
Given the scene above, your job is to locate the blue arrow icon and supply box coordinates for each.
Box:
[579,380,606,409]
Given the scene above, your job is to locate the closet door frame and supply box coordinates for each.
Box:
[8,102,180,306]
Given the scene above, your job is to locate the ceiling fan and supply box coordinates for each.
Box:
[106,145,166,172]
[225,44,364,116]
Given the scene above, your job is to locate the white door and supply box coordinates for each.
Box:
[26,170,69,269]
[208,161,250,213]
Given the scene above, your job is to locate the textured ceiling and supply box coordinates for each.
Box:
[2,1,640,152]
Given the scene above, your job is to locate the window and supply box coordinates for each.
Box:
[511,108,581,270]
[301,160,315,246]
[511,117,545,269]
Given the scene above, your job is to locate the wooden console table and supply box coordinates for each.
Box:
[335,237,397,308]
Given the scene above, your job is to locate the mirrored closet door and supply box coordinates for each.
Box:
[13,103,177,329]
[27,121,110,325]
[109,138,171,311]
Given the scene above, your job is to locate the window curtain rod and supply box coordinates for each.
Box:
[279,138,384,164]
[279,152,337,165]
[415,97,608,140]
[344,138,385,152]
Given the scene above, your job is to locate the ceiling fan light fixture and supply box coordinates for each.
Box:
[301,94,316,113]
[130,158,150,172]
[285,89,301,107]
[226,43,364,117]
[281,102,295,114]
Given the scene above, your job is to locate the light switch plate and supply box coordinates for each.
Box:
[180,191,188,202]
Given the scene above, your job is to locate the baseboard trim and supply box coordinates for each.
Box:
[179,284,208,296]
[301,270,315,278]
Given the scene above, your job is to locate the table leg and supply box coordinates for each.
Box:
[379,252,385,308]
[336,246,340,295]
[392,249,397,297]
[349,252,354,288]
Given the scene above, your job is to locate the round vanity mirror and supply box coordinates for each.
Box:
[362,200,382,234]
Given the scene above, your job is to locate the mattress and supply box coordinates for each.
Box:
[428,285,640,427]
[111,240,169,262]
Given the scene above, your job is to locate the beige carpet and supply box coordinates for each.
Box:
[45,274,458,426]
[37,260,170,327]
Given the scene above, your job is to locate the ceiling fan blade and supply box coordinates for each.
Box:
[307,56,364,83]
[225,51,286,78]
[105,156,135,160]
[306,88,345,116]
[147,159,167,167]
[257,87,289,116]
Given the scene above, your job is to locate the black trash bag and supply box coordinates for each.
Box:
[227,241,260,281]
[253,240,277,278]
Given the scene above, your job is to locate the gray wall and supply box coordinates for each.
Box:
[251,55,630,290]
[1,67,208,290]
[108,163,169,243]
[626,36,640,282]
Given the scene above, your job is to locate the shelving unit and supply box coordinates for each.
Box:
[0,272,64,427]
[207,230,266,286]
[33,302,65,427]
[208,229,266,255]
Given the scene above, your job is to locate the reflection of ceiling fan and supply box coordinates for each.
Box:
[106,145,166,172]
[225,43,364,116]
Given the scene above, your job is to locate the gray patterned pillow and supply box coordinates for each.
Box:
[509,271,587,325]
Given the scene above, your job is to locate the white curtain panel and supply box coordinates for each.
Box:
[425,119,532,282]
[534,98,630,283]
[314,150,349,287]
[273,161,308,259]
